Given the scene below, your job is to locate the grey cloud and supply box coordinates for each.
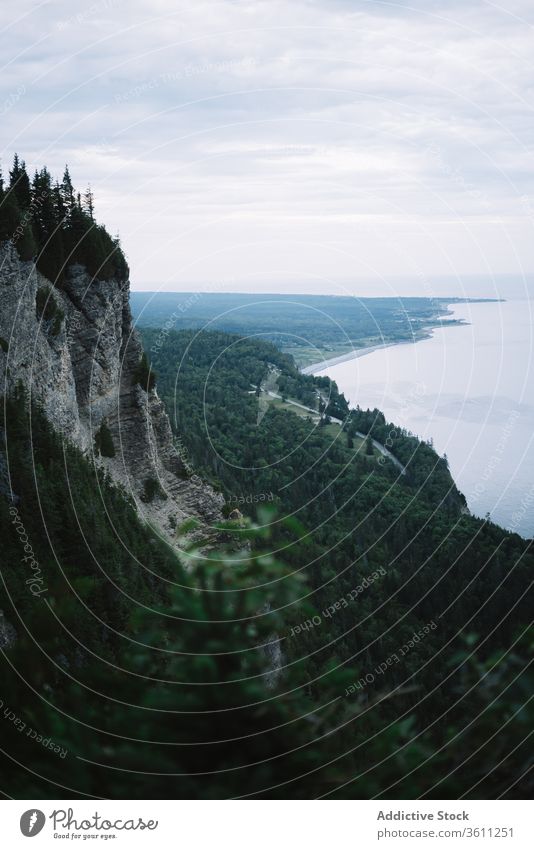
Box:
[1,0,533,290]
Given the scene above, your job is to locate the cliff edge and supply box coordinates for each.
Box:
[0,241,223,544]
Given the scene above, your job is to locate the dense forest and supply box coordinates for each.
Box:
[138,326,533,797]
[131,291,468,364]
[0,154,128,284]
[1,380,532,798]
[0,392,345,797]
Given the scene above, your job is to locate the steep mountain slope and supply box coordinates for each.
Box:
[0,241,222,541]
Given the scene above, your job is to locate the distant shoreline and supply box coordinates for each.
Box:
[300,299,489,375]
[301,330,446,374]
[301,342,399,374]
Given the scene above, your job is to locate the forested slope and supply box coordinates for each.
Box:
[140,326,534,798]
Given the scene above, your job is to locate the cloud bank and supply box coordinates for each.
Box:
[1,0,534,295]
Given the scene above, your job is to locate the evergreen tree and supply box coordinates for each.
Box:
[94,420,116,457]
[53,180,66,227]
[9,154,31,210]
[0,168,20,242]
[83,184,95,220]
[0,155,128,284]
[32,167,65,284]
[31,167,54,243]
[16,215,37,261]
[60,165,75,222]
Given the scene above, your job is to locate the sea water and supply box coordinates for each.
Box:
[317,300,534,538]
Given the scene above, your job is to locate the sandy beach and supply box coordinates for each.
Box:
[301,342,395,375]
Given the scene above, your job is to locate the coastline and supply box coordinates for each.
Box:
[300,303,472,375]
[302,298,532,538]
[300,342,397,374]
[300,334,440,375]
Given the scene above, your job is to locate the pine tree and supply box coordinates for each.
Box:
[31,167,53,243]
[53,181,66,227]
[83,184,95,220]
[32,168,65,284]
[60,166,75,222]
[1,156,128,284]
[16,217,37,262]
[0,170,21,243]
[9,154,32,210]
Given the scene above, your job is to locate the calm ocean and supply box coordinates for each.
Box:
[316,299,534,538]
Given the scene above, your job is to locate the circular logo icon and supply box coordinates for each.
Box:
[20,810,46,837]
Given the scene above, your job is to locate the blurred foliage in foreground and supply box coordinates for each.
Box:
[0,393,532,799]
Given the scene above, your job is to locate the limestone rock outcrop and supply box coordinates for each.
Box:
[0,241,223,542]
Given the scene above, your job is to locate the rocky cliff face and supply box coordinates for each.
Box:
[0,241,223,543]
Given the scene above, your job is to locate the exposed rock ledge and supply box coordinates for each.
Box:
[0,241,223,546]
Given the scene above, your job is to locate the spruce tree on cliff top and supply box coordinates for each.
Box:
[0,154,128,285]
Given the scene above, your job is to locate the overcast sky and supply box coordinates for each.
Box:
[1,0,534,296]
